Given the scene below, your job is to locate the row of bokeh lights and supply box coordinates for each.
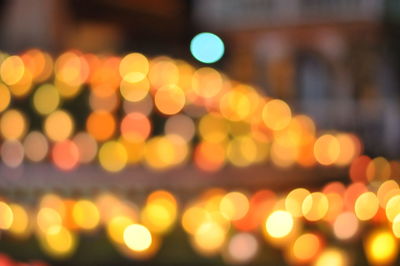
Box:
[0,179,400,264]
[0,49,364,172]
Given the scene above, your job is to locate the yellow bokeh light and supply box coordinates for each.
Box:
[314,134,340,165]
[293,233,321,262]
[0,109,26,140]
[285,188,310,218]
[314,248,349,266]
[227,136,258,167]
[144,136,176,170]
[386,195,400,222]
[198,114,229,142]
[365,229,398,266]
[36,207,62,233]
[0,56,25,85]
[33,84,60,115]
[42,226,76,258]
[192,67,223,98]
[392,214,400,238]
[262,99,292,131]
[154,84,185,115]
[265,210,294,238]
[72,200,100,230]
[219,192,249,221]
[119,53,149,81]
[99,141,128,172]
[107,216,134,244]
[0,201,14,230]
[120,77,150,102]
[193,221,226,256]
[366,157,391,182]
[302,192,329,221]
[354,192,379,221]
[0,83,11,112]
[44,110,74,142]
[9,203,30,238]
[123,224,152,252]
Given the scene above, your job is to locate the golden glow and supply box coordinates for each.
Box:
[386,195,400,222]
[262,99,291,131]
[33,84,60,115]
[144,136,176,170]
[121,112,151,142]
[365,229,398,266]
[0,109,26,140]
[193,221,226,256]
[199,114,229,142]
[36,207,62,233]
[99,141,128,172]
[192,67,223,98]
[265,210,294,238]
[302,192,329,221]
[107,216,134,244]
[86,111,116,141]
[314,134,340,165]
[0,83,11,112]
[120,77,150,102]
[9,204,30,238]
[42,226,76,258]
[154,84,185,115]
[219,192,249,221]
[392,214,400,238]
[354,192,379,221]
[123,224,152,252]
[44,110,74,142]
[314,248,349,266]
[293,233,321,263]
[285,188,310,218]
[72,200,100,230]
[23,131,48,162]
[119,53,149,81]
[0,201,14,229]
[0,56,25,85]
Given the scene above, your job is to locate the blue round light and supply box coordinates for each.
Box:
[190,32,225,64]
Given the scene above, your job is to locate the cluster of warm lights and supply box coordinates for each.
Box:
[0,178,399,264]
[0,49,362,171]
[0,49,399,264]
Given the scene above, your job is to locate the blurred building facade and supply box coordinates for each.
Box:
[195,0,400,158]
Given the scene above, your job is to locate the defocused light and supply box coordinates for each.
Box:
[292,233,321,263]
[123,224,152,252]
[165,114,195,142]
[377,180,399,208]
[314,248,349,266]
[73,132,98,164]
[193,221,226,256]
[44,110,74,142]
[219,192,249,221]
[192,67,223,98]
[1,140,24,168]
[107,216,134,244]
[0,56,25,85]
[386,195,400,222]
[265,210,294,238]
[365,229,398,265]
[36,207,62,233]
[72,200,100,230]
[99,141,128,172]
[41,226,76,258]
[23,131,48,162]
[285,188,310,218]
[9,204,30,238]
[154,84,185,115]
[302,192,329,221]
[0,83,11,112]
[148,57,179,88]
[52,140,79,171]
[199,113,229,142]
[366,157,391,182]
[121,112,151,142]
[354,192,379,221]
[226,233,258,264]
[262,99,291,131]
[0,109,27,140]
[314,134,340,166]
[33,84,60,115]
[333,212,359,240]
[392,214,400,238]
[86,111,116,141]
[119,53,149,81]
[0,201,13,229]
[190,32,225,64]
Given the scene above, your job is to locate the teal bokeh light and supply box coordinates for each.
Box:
[190,32,225,64]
